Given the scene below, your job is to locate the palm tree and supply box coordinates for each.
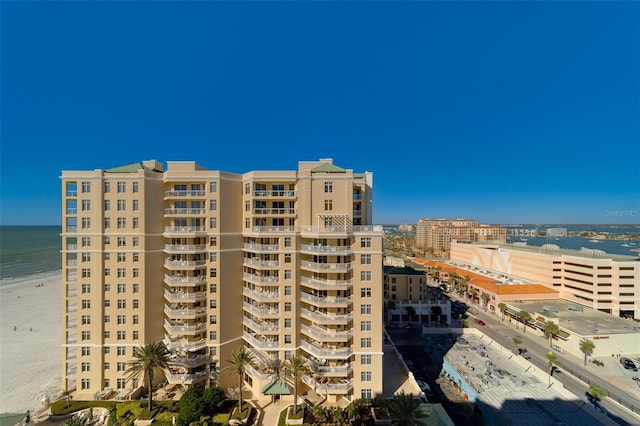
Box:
[388,391,426,425]
[579,338,595,367]
[480,293,490,310]
[225,347,255,411]
[498,302,507,321]
[588,384,607,408]
[546,351,560,387]
[518,311,531,334]
[512,336,522,354]
[543,321,560,348]
[62,388,73,409]
[125,341,171,411]
[285,355,309,416]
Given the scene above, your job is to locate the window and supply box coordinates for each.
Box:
[117,268,126,278]
[285,335,292,344]
[104,181,110,193]
[210,268,217,278]
[117,200,126,211]
[210,315,217,325]
[117,378,126,389]
[245,218,250,229]
[284,318,291,328]
[360,254,371,264]
[117,331,126,340]
[210,284,217,293]
[117,182,126,193]
[104,315,110,323]
[361,389,372,399]
[117,218,126,229]
[324,200,333,211]
[284,254,291,263]
[209,252,217,262]
[104,330,110,338]
[361,304,372,315]
[82,315,91,325]
[82,218,91,229]
[81,237,91,247]
[82,346,91,356]
[360,338,372,348]
[361,354,372,365]
[133,299,139,309]
[361,371,372,382]
[132,237,139,247]
[133,268,139,277]
[82,299,91,309]
[104,270,110,278]
[133,218,139,229]
[245,200,250,212]
[210,182,217,193]
[132,284,139,293]
[324,182,333,193]
[132,315,139,324]
[210,300,217,308]
[210,217,217,229]
[104,217,110,229]
[104,347,110,354]
[81,252,90,262]
[81,182,90,193]
[82,331,90,341]
[104,363,110,370]
[210,200,217,211]
[81,379,90,390]
[209,237,217,247]
[82,200,91,211]
[361,288,372,298]
[117,362,126,372]
[245,183,250,194]
[360,237,371,248]
[133,253,139,262]
[284,286,291,296]
[81,284,90,294]
[117,300,126,309]
[133,331,139,340]
[360,271,372,281]
[132,200,139,211]
[361,321,372,331]
[285,270,292,279]
[104,299,110,307]
[284,237,291,247]
[132,182,139,193]
[117,237,126,247]
[117,253,126,262]
[82,268,91,278]
[117,346,126,356]
[284,302,292,312]
[117,315,126,324]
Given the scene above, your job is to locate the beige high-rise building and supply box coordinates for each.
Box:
[61,159,384,403]
[416,218,506,257]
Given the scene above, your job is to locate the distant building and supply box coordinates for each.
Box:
[547,227,567,237]
[398,223,415,232]
[507,227,539,237]
[416,218,506,258]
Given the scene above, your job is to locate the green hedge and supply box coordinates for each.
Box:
[51,400,116,416]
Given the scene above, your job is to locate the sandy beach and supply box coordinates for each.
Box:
[0,272,62,414]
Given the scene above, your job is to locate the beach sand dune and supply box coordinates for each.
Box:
[0,272,62,414]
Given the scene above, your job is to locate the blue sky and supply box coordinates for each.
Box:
[1,1,638,226]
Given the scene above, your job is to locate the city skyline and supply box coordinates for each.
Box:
[2,1,639,226]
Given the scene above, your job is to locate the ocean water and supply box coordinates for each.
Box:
[0,226,61,282]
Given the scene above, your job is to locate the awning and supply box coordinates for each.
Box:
[262,381,292,395]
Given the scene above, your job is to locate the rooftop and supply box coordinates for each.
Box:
[484,242,640,262]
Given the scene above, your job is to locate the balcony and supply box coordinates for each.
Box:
[164,208,207,216]
[164,336,207,352]
[164,306,207,319]
[301,260,351,272]
[66,259,78,267]
[253,190,296,198]
[67,190,78,197]
[67,333,77,344]
[245,362,271,381]
[301,292,351,308]
[301,341,352,360]
[301,308,351,325]
[165,259,207,269]
[251,226,295,234]
[164,290,207,303]
[66,208,77,215]
[67,303,78,313]
[66,286,78,297]
[302,375,352,394]
[165,370,207,385]
[66,244,78,250]
[244,242,279,252]
[164,244,207,254]
[353,193,362,200]
[243,272,279,285]
[243,302,280,317]
[164,190,207,198]
[243,287,280,302]
[243,258,280,268]
[253,208,296,216]
[163,226,207,236]
[164,320,207,335]
[66,365,77,376]
[243,317,280,334]
[164,274,206,286]
[243,332,280,350]
[66,226,78,233]
[171,354,208,368]
[301,244,351,254]
[301,276,351,291]
[353,210,362,217]
[318,364,352,377]
[301,324,351,342]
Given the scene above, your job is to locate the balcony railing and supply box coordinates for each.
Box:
[318,364,352,376]
[164,190,207,198]
[301,276,351,290]
[66,365,77,376]
[243,302,280,317]
[164,306,207,318]
[302,375,352,393]
[165,259,207,269]
[244,242,279,252]
[67,303,78,313]
[243,272,279,285]
[244,258,280,268]
[165,370,207,384]
[164,336,207,352]
[164,226,207,234]
[301,341,352,359]
[66,244,78,250]
[164,290,207,303]
[353,193,362,200]
[164,208,207,215]
[164,244,207,253]
[67,334,78,344]
[243,287,280,302]
[243,317,280,334]
[164,320,207,335]
[66,226,78,233]
[301,260,351,271]
[164,274,206,285]
[301,324,351,341]
[67,190,78,197]
[245,363,271,381]
[353,210,362,217]
[301,292,351,307]
[251,226,295,233]
[253,190,296,197]
[171,354,208,368]
[66,208,77,214]
[243,332,280,350]
[301,244,351,254]
[253,208,296,215]
[301,308,351,325]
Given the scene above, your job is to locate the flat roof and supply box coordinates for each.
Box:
[485,242,639,262]
[506,299,640,336]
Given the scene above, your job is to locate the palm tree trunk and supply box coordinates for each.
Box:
[238,372,243,410]
[147,370,153,411]
[293,381,298,414]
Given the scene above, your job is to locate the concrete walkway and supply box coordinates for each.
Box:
[255,399,290,426]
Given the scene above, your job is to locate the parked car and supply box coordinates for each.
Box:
[474,318,486,326]
[621,357,638,371]
[552,345,564,354]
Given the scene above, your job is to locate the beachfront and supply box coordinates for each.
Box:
[0,272,62,414]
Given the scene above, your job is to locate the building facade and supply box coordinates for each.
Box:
[416,219,506,257]
[450,242,640,319]
[61,159,384,403]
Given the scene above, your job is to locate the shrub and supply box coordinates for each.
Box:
[51,401,116,416]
